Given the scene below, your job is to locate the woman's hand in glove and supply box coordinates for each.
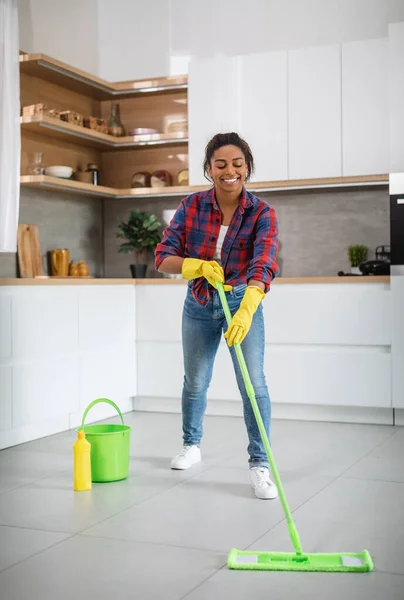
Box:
[182,258,232,291]
[224,286,265,346]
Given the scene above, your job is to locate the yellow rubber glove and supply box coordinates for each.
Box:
[224,286,265,346]
[182,258,232,291]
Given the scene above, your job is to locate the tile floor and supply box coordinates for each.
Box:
[0,412,403,599]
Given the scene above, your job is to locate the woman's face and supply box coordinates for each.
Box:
[207,145,248,195]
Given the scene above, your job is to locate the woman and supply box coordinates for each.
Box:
[155,132,279,500]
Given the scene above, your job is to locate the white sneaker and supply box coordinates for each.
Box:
[171,445,201,470]
[250,467,278,500]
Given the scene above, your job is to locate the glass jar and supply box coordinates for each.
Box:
[30,152,45,175]
[108,103,126,137]
[86,163,100,186]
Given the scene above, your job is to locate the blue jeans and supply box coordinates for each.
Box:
[181,283,270,468]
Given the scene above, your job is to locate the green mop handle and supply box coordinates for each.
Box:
[217,282,303,556]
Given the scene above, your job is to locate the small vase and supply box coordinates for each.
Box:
[108,103,126,137]
[78,261,89,276]
[69,260,79,276]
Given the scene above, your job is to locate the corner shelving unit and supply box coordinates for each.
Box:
[20,173,389,200]
[20,53,189,194]
[19,53,389,200]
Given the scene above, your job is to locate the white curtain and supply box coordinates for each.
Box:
[0,0,20,252]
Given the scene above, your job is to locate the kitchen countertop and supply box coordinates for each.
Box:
[0,276,391,286]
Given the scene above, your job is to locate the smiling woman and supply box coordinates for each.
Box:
[155,131,280,500]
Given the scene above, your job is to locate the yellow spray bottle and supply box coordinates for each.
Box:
[73,430,92,491]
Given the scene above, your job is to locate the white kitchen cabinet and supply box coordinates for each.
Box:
[0,285,136,449]
[0,366,12,430]
[342,38,388,176]
[391,267,404,409]
[288,45,342,179]
[389,22,404,173]
[0,293,11,359]
[238,51,288,182]
[188,56,239,186]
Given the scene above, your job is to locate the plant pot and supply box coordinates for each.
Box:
[350,266,361,275]
[130,264,147,278]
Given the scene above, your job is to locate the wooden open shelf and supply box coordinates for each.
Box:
[20,174,389,200]
[21,116,188,150]
[20,53,188,100]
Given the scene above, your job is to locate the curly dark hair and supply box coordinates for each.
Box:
[203,132,255,182]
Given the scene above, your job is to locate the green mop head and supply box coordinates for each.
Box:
[227,549,374,572]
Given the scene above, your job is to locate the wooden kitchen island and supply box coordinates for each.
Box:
[0,276,398,450]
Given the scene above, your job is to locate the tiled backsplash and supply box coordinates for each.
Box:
[103,187,389,278]
[0,188,103,278]
[0,186,389,279]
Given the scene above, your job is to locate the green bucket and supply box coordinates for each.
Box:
[79,398,131,483]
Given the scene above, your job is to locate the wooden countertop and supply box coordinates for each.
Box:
[0,276,391,286]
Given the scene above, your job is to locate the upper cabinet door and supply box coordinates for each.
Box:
[238,52,288,183]
[288,45,342,179]
[188,56,239,186]
[342,39,388,176]
[389,22,404,174]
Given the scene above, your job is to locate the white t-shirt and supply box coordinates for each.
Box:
[214,225,229,265]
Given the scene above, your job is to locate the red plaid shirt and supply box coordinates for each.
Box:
[155,186,279,305]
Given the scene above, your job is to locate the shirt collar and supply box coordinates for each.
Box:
[204,186,253,210]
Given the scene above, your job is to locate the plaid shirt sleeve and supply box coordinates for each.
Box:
[247,204,279,292]
[154,199,186,270]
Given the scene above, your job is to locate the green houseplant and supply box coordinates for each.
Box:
[348,244,368,274]
[117,210,161,278]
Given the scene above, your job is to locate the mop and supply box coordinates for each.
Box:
[216,282,373,573]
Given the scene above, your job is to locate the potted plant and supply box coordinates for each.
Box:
[117,210,161,278]
[348,244,368,274]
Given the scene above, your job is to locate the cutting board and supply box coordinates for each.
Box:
[17,224,43,278]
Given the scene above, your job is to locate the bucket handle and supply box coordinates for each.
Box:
[81,398,125,429]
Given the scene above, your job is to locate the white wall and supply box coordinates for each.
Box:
[18,0,404,80]
[170,0,404,67]
[18,0,99,75]
[97,0,170,81]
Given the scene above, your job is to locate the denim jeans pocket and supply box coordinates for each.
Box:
[230,283,248,299]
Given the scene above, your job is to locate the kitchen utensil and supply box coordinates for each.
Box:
[128,127,158,136]
[45,165,73,178]
[50,248,70,276]
[30,152,45,175]
[74,170,93,184]
[177,168,189,186]
[167,120,188,135]
[131,171,151,188]
[17,224,42,278]
[151,170,172,187]
[86,163,100,185]
[69,261,79,276]
[359,261,390,275]
[78,261,89,276]
[375,245,391,261]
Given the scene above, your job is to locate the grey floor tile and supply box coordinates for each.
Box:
[0,461,192,533]
[183,568,404,600]
[82,465,333,553]
[248,477,404,576]
[342,428,404,483]
[224,419,398,479]
[0,448,72,494]
[0,412,402,600]
[0,525,70,572]
[0,534,224,600]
